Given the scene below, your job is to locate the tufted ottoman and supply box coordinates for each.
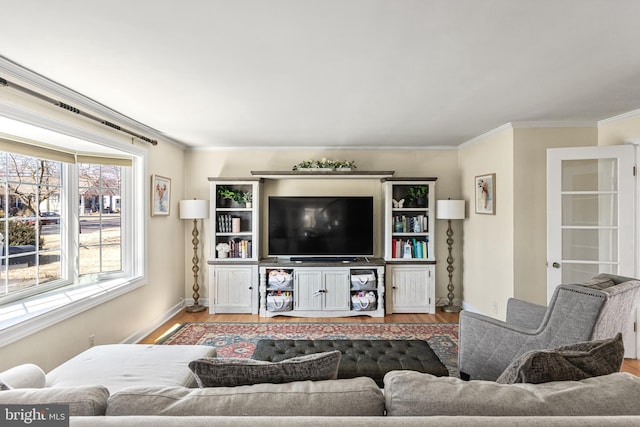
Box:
[252,339,448,387]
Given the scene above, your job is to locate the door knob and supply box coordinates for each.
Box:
[552,262,561,268]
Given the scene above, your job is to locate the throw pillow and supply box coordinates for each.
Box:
[496,333,624,384]
[582,274,616,290]
[189,350,342,387]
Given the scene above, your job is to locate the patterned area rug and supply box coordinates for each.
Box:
[158,322,459,376]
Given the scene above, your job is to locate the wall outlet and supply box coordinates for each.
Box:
[89,334,95,347]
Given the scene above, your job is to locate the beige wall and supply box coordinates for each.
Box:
[0,132,187,372]
[184,148,461,305]
[513,127,597,304]
[598,113,640,146]
[459,128,515,318]
[458,126,599,318]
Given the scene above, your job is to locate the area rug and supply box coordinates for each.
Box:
[157,322,459,376]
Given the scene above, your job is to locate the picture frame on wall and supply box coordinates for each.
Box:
[151,174,171,216]
[475,173,495,215]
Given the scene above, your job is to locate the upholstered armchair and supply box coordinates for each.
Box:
[458,274,640,381]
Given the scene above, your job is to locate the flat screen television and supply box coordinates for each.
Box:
[268,196,374,258]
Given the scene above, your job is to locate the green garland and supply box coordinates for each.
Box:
[293,159,357,170]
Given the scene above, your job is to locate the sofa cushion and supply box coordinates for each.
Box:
[46,344,217,392]
[384,370,640,416]
[0,363,46,389]
[189,350,341,387]
[106,377,384,417]
[496,333,624,384]
[0,385,109,416]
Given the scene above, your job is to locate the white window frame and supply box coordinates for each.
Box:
[0,111,147,348]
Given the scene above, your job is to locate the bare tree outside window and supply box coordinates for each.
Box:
[0,153,62,297]
[78,163,122,276]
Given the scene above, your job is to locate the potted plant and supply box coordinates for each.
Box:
[217,187,248,207]
[406,186,428,207]
[243,191,253,208]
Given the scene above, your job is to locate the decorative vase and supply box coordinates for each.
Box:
[217,250,228,259]
[246,202,252,209]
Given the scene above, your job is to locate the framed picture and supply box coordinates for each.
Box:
[475,173,495,215]
[151,174,171,216]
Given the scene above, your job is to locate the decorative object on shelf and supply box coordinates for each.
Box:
[179,198,209,313]
[216,242,231,258]
[244,191,253,208]
[292,158,356,171]
[406,185,428,207]
[151,174,171,216]
[437,199,466,313]
[475,173,496,215]
[392,198,405,209]
[217,186,252,207]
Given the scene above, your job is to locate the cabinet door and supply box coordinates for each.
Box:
[212,266,254,312]
[323,270,350,311]
[388,265,431,313]
[294,269,323,311]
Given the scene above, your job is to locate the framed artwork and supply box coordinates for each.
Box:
[151,174,171,216]
[475,173,495,215]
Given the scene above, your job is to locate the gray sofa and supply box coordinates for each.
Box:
[2,344,640,425]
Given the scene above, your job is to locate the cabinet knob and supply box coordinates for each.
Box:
[249,286,253,290]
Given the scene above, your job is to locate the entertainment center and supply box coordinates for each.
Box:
[207,172,437,317]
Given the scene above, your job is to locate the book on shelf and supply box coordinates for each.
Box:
[226,238,252,258]
[391,238,428,259]
[217,215,242,233]
[392,215,429,233]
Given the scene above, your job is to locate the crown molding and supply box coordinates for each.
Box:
[458,121,600,149]
[0,55,187,149]
[598,108,640,126]
[187,144,459,152]
[458,123,514,149]
[511,121,597,128]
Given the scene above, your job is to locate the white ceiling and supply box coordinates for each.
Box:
[2,0,640,149]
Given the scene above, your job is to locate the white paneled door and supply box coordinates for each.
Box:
[547,144,637,357]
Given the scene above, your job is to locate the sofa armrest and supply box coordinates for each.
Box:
[458,310,541,380]
[0,364,46,389]
[506,298,547,329]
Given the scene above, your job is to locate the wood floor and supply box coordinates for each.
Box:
[140,308,640,377]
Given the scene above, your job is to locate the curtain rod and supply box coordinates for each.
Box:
[0,76,158,146]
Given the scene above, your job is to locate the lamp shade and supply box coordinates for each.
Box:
[437,199,465,220]
[179,199,209,220]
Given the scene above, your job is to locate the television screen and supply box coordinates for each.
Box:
[268,196,374,257]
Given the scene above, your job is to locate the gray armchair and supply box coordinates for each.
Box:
[458,274,640,381]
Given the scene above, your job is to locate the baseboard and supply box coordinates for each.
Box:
[122,300,187,344]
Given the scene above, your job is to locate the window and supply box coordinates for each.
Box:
[0,133,145,342]
[0,153,63,300]
[0,150,137,303]
[78,163,122,276]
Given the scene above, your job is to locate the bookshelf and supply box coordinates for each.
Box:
[383,178,437,314]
